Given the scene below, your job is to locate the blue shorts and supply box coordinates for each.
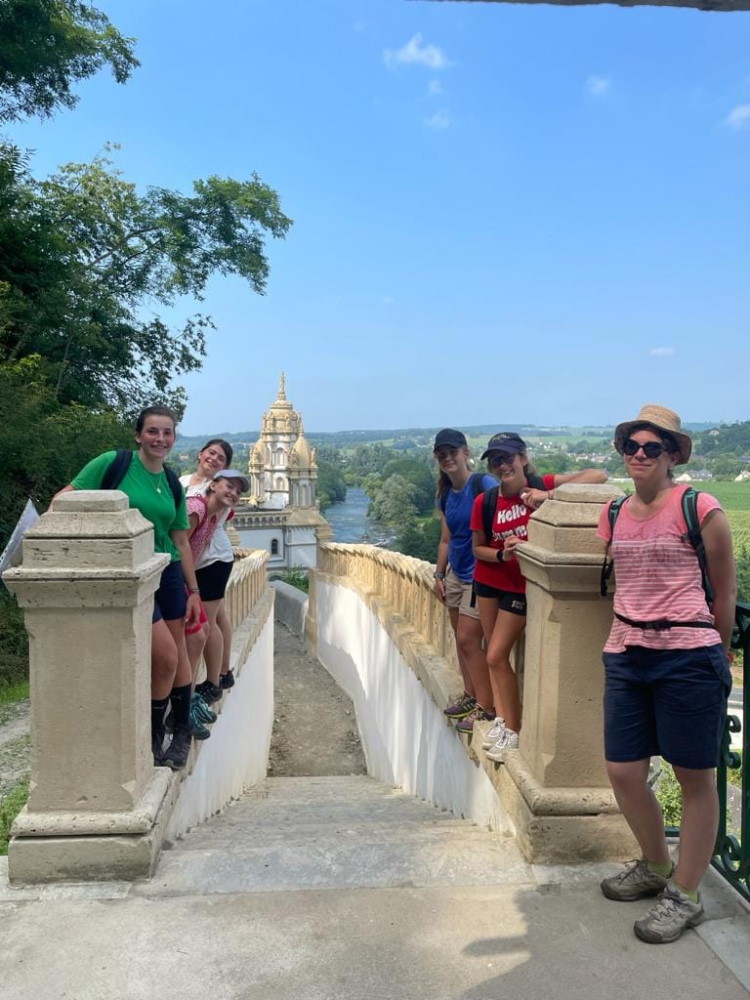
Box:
[603,644,731,770]
[152,561,187,624]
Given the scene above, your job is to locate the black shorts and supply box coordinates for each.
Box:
[473,581,527,616]
[195,559,234,602]
[152,561,187,624]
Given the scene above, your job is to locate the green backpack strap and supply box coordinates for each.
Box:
[600,495,628,597]
[681,487,713,605]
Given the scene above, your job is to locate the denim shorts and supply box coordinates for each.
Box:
[152,561,187,624]
[603,644,731,769]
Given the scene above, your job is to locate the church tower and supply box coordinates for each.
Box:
[247,373,317,510]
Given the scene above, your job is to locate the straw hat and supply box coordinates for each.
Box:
[613,404,692,465]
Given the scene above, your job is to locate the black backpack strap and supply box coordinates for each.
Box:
[600,495,628,597]
[482,486,499,543]
[681,487,713,605]
[100,449,133,490]
[164,465,184,511]
[525,473,547,491]
[470,472,486,499]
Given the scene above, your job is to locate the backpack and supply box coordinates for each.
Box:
[480,473,547,542]
[100,449,183,510]
[600,487,715,628]
[439,472,489,515]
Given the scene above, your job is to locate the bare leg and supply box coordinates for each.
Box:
[448,606,476,699]
[202,599,224,686]
[484,610,526,733]
[456,613,493,712]
[151,620,178,699]
[672,766,719,891]
[606,759,671,866]
[186,625,209,685]
[165,617,192,688]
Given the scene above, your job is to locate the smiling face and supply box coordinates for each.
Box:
[623,428,678,488]
[210,476,244,506]
[487,450,526,492]
[135,415,176,463]
[434,445,470,477]
[198,443,229,479]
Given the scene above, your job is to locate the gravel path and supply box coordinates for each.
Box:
[0,699,30,798]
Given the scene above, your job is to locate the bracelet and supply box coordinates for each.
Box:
[433,571,446,580]
[188,587,200,594]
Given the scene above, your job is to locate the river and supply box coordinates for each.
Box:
[323,487,392,546]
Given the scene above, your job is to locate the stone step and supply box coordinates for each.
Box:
[145,775,532,897]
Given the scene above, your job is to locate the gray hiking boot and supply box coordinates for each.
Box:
[600,859,672,902]
[633,886,704,944]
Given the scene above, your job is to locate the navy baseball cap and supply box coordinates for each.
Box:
[481,432,527,461]
[433,428,467,452]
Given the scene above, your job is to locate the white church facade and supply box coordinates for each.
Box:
[232,375,332,569]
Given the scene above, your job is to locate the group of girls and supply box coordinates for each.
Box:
[54,406,249,770]
[434,427,606,761]
[434,406,737,947]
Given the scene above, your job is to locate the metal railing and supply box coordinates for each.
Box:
[712,601,750,901]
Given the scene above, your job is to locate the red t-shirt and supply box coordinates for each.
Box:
[470,475,556,592]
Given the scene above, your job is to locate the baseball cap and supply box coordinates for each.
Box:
[480,432,527,461]
[213,469,250,492]
[433,428,467,452]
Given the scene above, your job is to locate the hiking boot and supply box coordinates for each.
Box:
[220,670,235,690]
[443,693,476,720]
[197,680,223,704]
[485,728,519,762]
[455,706,494,733]
[189,703,211,741]
[600,859,673,902]
[633,886,704,944]
[191,692,217,724]
[152,728,168,767]
[163,726,192,770]
[481,717,506,749]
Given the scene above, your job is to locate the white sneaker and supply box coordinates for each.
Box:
[482,717,506,749]
[486,728,519,762]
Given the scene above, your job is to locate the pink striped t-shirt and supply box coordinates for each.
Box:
[597,485,722,653]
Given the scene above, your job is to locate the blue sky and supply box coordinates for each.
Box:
[9,0,750,434]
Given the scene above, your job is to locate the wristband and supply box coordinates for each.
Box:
[188,587,200,594]
[433,571,446,580]
[496,549,503,562]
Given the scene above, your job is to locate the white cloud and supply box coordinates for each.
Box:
[428,79,444,96]
[650,347,675,356]
[424,109,452,130]
[724,104,750,130]
[384,34,450,71]
[585,75,611,97]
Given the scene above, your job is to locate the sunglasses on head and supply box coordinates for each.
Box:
[623,439,671,459]
[488,452,516,467]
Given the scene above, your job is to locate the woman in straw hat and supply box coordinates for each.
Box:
[597,404,736,944]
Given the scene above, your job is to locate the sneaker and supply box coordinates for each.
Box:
[189,704,211,741]
[220,670,235,690]
[481,718,506,749]
[443,693,476,720]
[485,728,519,762]
[197,680,223,705]
[162,725,192,770]
[191,692,217,724]
[633,886,704,944]
[600,859,673,902]
[455,706,494,733]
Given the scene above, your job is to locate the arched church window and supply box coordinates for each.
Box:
[271,539,279,555]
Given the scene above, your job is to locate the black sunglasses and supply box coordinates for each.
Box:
[623,439,671,459]
[488,452,516,467]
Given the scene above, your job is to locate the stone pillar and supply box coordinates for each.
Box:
[2,491,171,883]
[496,482,639,863]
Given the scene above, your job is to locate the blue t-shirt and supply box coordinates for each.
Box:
[442,473,497,582]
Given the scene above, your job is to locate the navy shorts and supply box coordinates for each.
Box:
[473,581,527,617]
[152,561,188,624]
[195,559,233,602]
[603,644,731,769]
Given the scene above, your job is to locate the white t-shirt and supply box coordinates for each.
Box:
[179,474,234,569]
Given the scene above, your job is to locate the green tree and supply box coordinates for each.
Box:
[392,517,441,563]
[382,457,435,514]
[369,474,419,528]
[0,0,138,123]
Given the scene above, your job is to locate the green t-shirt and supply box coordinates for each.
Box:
[71,450,189,562]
